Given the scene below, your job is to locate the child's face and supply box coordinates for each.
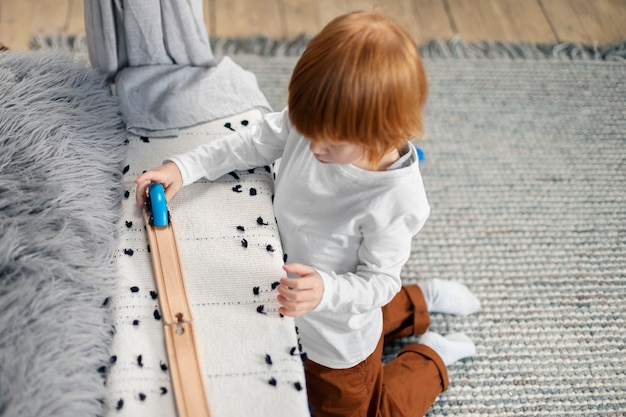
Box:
[308,139,367,167]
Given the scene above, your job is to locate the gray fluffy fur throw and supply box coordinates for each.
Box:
[0,51,127,417]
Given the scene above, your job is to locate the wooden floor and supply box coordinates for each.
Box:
[0,0,625,51]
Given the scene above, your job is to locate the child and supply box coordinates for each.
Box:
[135,11,480,417]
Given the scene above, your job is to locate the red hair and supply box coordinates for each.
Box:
[288,11,428,167]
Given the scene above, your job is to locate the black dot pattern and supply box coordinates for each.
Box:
[109,115,307,415]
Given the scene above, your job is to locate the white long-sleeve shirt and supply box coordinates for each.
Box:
[169,108,430,368]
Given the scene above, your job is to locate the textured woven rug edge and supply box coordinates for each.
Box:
[32,33,626,61]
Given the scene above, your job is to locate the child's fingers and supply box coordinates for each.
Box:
[279,276,303,289]
[282,263,316,278]
[134,170,167,186]
[134,174,166,208]
[163,182,181,202]
[134,171,154,185]
[135,162,179,185]
[277,282,302,299]
[277,294,313,317]
[135,180,151,208]
[279,278,320,300]
[133,163,182,208]
[135,178,179,209]
[277,266,324,317]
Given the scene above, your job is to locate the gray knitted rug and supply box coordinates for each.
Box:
[33,35,626,416]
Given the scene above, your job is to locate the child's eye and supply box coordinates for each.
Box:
[327,141,349,149]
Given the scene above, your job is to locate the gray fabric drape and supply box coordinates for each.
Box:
[84,0,271,137]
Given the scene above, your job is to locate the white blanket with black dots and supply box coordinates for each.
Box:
[108,109,309,417]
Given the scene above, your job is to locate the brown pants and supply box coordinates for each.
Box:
[305,285,449,417]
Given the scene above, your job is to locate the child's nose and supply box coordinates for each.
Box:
[309,142,326,155]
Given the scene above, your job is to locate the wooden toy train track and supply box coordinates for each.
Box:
[143,184,211,417]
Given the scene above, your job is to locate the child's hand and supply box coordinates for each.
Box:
[277,263,324,317]
[134,162,183,208]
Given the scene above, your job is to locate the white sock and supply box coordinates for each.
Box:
[418,278,481,316]
[419,332,476,366]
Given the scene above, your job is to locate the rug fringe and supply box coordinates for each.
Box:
[209,34,313,57]
[31,33,89,53]
[32,33,626,61]
[421,35,626,61]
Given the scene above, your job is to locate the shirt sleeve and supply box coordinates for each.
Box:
[313,206,430,315]
[168,107,292,185]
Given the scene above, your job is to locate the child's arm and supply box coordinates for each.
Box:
[311,208,429,316]
[134,108,292,206]
[169,108,291,187]
[275,220,423,318]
